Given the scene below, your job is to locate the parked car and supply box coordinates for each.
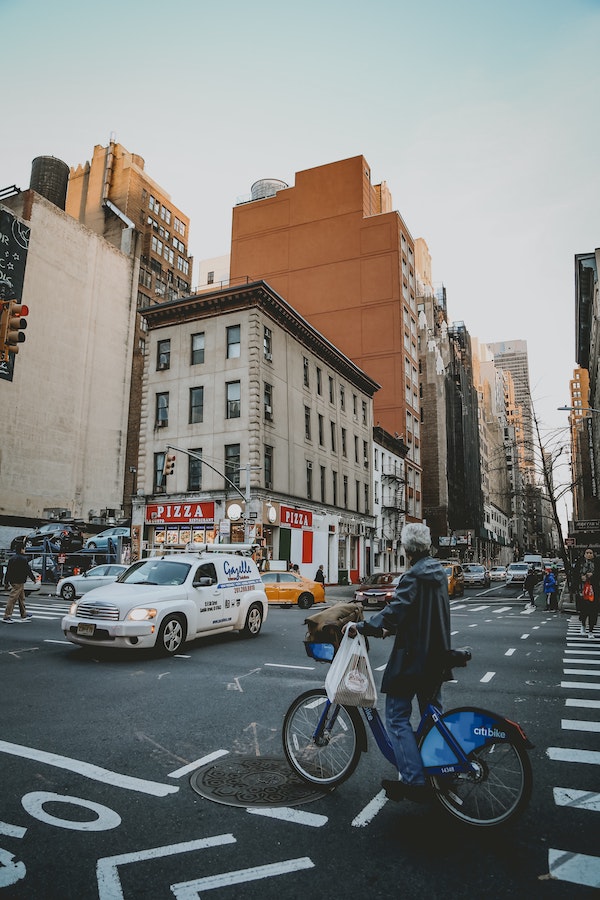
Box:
[56,564,129,601]
[439,561,465,598]
[84,527,130,551]
[489,565,507,581]
[506,562,529,586]
[462,564,491,587]
[27,555,60,584]
[15,522,84,551]
[261,571,325,609]
[353,572,404,608]
[61,549,269,655]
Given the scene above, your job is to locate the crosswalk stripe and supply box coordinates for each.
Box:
[562,719,600,733]
[554,788,600,812]
[547,747,600,765]
[563,669,600,677]
[565,698,600,709]
[548,849,600,888]
[561,681,600,690]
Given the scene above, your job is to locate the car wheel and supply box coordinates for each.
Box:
[156,615,186,656]
[87,542,97,550]
[297,592,314,610]
[242,603,263,637]
[61,583,76,602]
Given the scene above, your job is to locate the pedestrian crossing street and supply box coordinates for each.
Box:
[1,597,71,621]
[546,615,600,890]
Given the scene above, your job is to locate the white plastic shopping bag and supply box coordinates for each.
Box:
[324,630,377,707]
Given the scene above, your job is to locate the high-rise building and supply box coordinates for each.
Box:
[66,140,194,515]
[230,155,423,522]
[486,340,535,478]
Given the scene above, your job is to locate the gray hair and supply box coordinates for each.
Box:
[401,523,432,555]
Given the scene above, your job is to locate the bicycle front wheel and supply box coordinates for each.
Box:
[282,689,363,788]
[430,739,532,827]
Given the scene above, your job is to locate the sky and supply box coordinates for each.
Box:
[2,0,599,514]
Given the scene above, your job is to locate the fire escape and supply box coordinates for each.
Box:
[380,461,406,550]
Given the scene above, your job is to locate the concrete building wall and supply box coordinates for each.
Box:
[0,191,136,519]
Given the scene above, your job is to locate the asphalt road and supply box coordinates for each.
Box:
[1,581,598,899]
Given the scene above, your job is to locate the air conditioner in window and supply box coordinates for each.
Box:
[157,357,169,370]
[265,405,272,415]
[307,461,313,469]
[156,419,167,428]
[265,352,272,361]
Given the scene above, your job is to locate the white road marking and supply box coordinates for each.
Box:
[548,849,600,888]
[469,605,490,612]
[264,663,314,670]
[520,634,529,639]
[480,672,495,683]
[451,630,459,636]
[554,788,600,812]
[495,606,512,613]
[97,834,236,900]
[565,698,600,709]
[171,857,315,897]
[547,747,600,765]
[168,750,229,779]
[44,640,72,645]
[468,624,478,628]
[247,807,327,827]
[352,790,389,827]
[563,669,600,677]
[0,821,26,838]
[563,657,600,664]
[0,739,178,796]
[375,664,386,671]
[450,604,466,610]
[563,649,600,655]
[505,648,516,656]
[22,791,121,831]
[562,719,600,733]
[561,681,600,690]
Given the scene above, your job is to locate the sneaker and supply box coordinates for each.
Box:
[2,617,14,624]
[20,614,33,621]
[581,625,586,635]
[381,779,432,804]
[382,778,405,802]
[588,632,595,640]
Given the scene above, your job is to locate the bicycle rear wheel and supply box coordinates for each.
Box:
[430,739,532,827]
[282,688,363,788]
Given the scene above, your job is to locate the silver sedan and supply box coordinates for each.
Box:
[56,564,128,602]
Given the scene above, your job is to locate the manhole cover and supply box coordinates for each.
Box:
[190,756,329,808]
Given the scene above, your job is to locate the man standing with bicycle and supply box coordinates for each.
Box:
[347,522,451,803]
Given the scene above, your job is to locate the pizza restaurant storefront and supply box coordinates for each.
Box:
[144,502,217,551]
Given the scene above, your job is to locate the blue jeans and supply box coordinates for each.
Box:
[385,687,442,786]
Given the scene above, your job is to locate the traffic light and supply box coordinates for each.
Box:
[162,454,176,477]
[1,301,28,356]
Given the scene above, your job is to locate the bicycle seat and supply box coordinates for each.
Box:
[446,647,472,667]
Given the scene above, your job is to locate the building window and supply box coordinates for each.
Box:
[318,414,324,446]
[264,382,273,420]
[149,195,160,213]
[264,445,273,489]
[305,406,312,441]
[226,381,241,418]
[362,400,367,425]
[343,475,348,508]
[303,357,310,387]
[207,271,214,285]
[330,421,336,452]
[189,387,204,424]
[156,392,169,428]
[225,444,240,488]
[340,385,345,410]
[364,483,369,515]
[306,461,313,500]
[154,452,166,491]
[151,236,163,256]
[354,435,359,463]
[356,480,361,512]
[157,339,170,370]
[188,448,202,491]
[264,326,272,360]
[227,324,241,359]
[341,428,347,457]
[191,332,205,365]
[316,367,322,395]
[353,394,358,417]
[177,257,189,275]
[320,465,326,503]
[329,376,334,403]
[363,440,369,468]
[332,471,338,506]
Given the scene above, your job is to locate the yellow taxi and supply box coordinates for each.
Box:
[260,571,325,609]
[439,560,465,598]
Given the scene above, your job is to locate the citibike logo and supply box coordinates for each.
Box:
[473,725,507,739]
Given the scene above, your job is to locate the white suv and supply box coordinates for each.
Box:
[61,548,268,656]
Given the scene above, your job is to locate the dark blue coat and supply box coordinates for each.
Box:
[358,555,451,696]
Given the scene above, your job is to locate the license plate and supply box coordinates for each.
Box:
[77,623,95,637]
[368,598,380,605]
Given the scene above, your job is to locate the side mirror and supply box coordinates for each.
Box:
[193,576,214,588]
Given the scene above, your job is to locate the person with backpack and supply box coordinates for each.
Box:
[579,547,600,639]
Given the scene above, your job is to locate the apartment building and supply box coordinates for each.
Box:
[229,155,423,523]
[132,281,379,583]
[372,427,408,573]
[66,140,194,513]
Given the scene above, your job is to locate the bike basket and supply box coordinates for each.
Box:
[304,641,335,662]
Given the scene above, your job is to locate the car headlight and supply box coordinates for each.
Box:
[69,602,77,615]
[127,607,157,621]
[355,592,365,600]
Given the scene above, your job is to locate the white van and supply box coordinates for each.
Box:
[522,554,543,572]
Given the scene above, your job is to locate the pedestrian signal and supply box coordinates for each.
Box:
[162,454,176,477]
[4,302,28,354]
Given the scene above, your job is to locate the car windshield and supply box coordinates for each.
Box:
[470,566,485,573]
[510,564,527,571]
[118,559,191,586]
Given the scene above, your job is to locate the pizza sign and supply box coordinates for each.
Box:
[280,506,312,528]
[145,502,215,524]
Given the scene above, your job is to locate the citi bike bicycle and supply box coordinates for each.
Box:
[282,645,534,828]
